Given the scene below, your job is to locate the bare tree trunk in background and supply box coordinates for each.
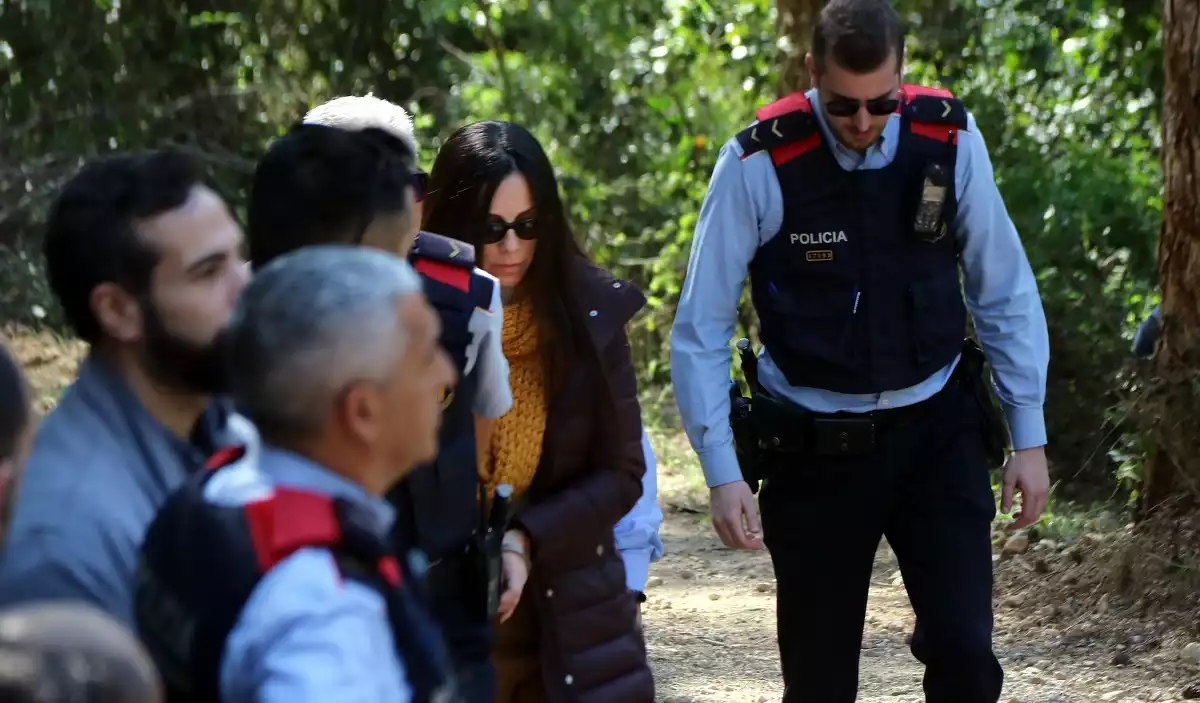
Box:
[776,0,826,96]
[1144,0,1200,514]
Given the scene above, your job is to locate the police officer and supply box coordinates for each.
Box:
[670,1,1050,701]
[293,96,512,703]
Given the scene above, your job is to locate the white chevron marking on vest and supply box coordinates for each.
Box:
[941,100,952,118]
[750,126,760,142]
[449,241,461,258]
[771,119,783,138]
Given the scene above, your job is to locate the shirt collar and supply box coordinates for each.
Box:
[806,87,901,169]
[77,352,223,466]
[258,445,396,534]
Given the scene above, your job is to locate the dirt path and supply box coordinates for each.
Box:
[643,507,1189,703]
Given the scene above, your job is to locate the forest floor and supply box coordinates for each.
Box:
[7,327,1200,702]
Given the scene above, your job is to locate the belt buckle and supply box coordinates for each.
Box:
[811,416,876,456]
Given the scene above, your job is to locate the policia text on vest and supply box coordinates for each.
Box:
[730,337,1009,493]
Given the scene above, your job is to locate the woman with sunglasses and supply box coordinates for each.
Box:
[423,121,654,703]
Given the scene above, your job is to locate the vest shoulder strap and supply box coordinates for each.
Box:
[239,484,403,588]
[736,92,822,164]
[901,84,968,143]
[411,231,475,293]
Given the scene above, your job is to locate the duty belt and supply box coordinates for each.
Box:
[752,376,957,458]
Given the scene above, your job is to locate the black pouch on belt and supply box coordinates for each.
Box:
[750,392,812,456]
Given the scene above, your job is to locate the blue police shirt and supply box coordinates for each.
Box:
[614,429,664,592]
[212,446,412,703]
[671,87,1050,488]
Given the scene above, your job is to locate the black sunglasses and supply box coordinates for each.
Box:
[411,171,429,202]
[824,94,901,118]
[483,215,537,244]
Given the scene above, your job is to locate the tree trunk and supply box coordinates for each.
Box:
[775,0,826,96]
[1144,0,1200,514]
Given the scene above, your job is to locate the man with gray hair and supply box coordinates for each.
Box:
[134,245,461,703]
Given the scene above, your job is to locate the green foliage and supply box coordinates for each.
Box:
[0,0,1165,496]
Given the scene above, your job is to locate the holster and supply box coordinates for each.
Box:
[729,381,814,493]
[729,381,765,493]
[956,339,1011,470]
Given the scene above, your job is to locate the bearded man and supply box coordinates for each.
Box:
[0,149,249,623]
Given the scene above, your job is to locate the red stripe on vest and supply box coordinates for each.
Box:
[203,445,245,472]
[901,84,954,100]
[414,258,470,293]
[243,488,341,574]
[770,132,822,166]
[910,121,959,145]
[377,556,403,587]
[756,92,812,121]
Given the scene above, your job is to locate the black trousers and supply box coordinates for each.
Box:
[758,379,1004,703]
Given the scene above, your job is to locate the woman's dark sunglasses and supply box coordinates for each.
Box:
[483,216,537,244]
[824,95,901,118]
[411,171,429,202]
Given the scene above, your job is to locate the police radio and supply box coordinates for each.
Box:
[913,161,950,242]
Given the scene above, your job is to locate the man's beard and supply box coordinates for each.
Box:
[138,301,228,396]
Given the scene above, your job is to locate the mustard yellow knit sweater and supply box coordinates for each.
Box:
[481,298,547,497]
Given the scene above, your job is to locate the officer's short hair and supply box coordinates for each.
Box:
[811,0,905,74]
[303,95,416,153]
[0,602,163,703]
[0,341,29,463]
[246,123,416,269]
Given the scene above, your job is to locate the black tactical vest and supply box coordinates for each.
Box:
[134,447,458,703]
[393,231,495,561]
[736,85,969,394]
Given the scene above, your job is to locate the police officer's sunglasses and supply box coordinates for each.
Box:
[824,93,901,118]
[412,171,429,202]
[483,215,537,244]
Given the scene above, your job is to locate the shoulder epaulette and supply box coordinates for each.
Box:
[410,231,476,269]
[736,92,821,163]
[901,84,968,135]
[411,231,476,293]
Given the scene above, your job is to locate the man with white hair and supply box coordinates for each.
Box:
[301,95,515,702]
[133,245,460,703]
